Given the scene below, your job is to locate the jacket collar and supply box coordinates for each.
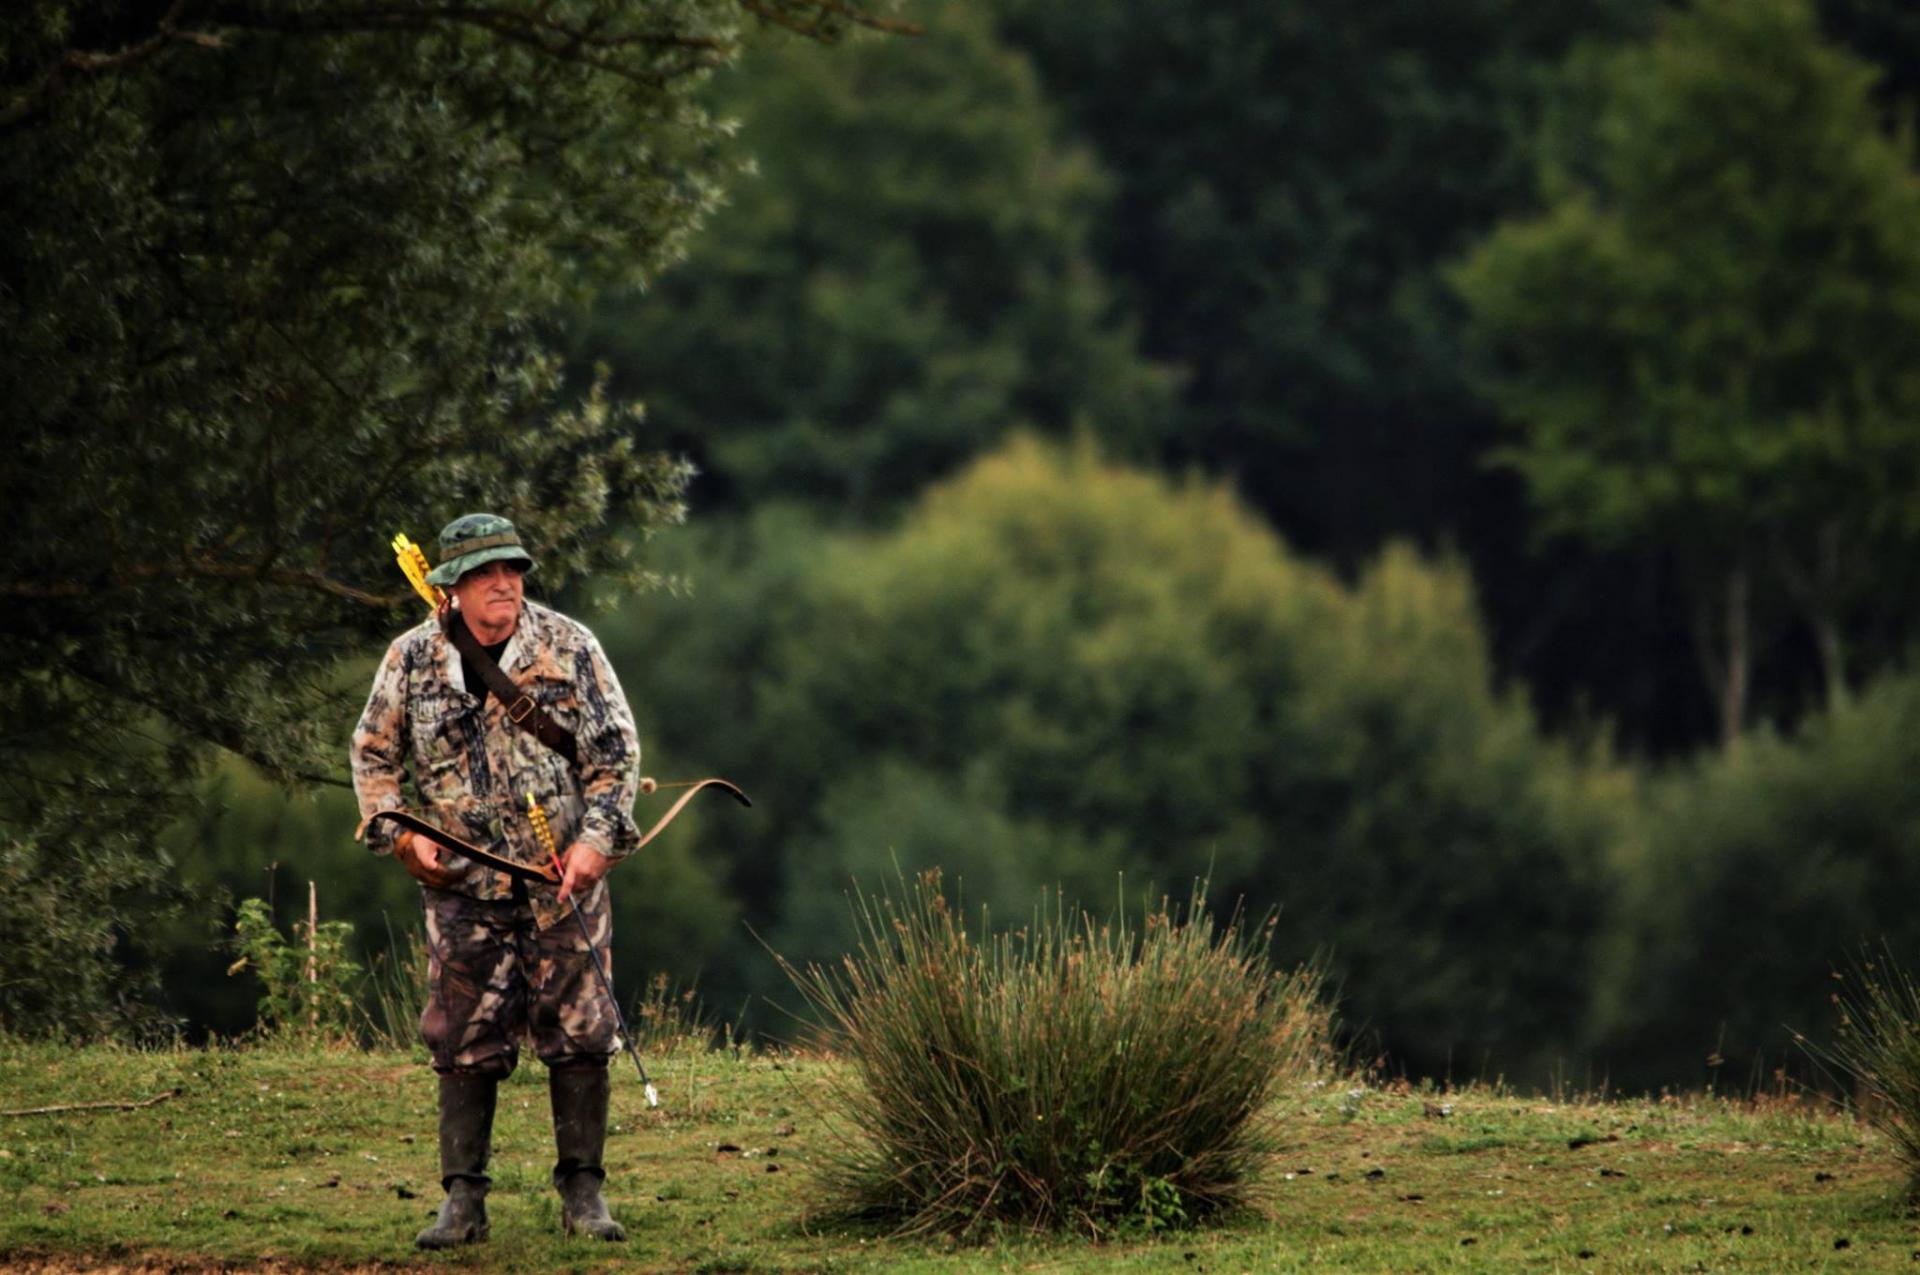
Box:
[433,600,547,696]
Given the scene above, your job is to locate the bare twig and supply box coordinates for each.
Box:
[1,1089,182,1118]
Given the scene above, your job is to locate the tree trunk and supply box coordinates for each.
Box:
[1773,521,1851,711]
[1814,613,1848,711]
[1719,567,1749,754]
[1813,522,1850,710]
[1690,564,1750,755]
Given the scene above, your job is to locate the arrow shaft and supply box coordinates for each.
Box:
[531,793,655,1091]
[563,898,653,1087]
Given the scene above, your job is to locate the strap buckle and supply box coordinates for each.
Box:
[507,693,537,723]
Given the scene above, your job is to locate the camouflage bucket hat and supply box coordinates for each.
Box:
[425,512,538,586]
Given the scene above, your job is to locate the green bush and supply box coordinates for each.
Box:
[1250,545,1628,1079]
[0,828,197,1041]
[779,872,1329,1237]
[1593,670,1920,1089]
[227,898,364,1044]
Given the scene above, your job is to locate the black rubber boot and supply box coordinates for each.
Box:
[550,1065,626,1241]
[415,1072,497,1249]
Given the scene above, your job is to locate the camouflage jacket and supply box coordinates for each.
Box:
[350,599,642,929]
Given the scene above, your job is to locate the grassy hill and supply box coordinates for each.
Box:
[0,1040,1908,1272]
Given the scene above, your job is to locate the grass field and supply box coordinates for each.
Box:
[0,1040,1912,1273]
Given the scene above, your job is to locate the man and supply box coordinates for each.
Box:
[351,512,642,1247]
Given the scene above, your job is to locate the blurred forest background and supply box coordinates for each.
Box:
[7,0,1920,1091]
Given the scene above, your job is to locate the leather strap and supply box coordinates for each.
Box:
[444,610,579,765]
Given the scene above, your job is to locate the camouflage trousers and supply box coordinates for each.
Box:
[419,882,618,1077]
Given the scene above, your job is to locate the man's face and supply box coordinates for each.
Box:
[450,559,525,635]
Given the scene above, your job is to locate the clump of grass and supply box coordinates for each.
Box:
[630,971,721,1055]
[779,873,1329,1238]
[1814,948,1920,1194]
[365,912,430,1052]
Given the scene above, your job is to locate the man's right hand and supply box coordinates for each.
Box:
[394,830,459,890]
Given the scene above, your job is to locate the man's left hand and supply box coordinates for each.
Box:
[556,841,613,905]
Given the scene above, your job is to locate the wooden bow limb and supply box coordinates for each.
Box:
[356,779,750,879]
[635,778,752,851]
[355,809,558,884]
[353,783,748,883]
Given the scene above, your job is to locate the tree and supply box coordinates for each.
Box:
[562,0,1173,519]
[0,0,888,1033]
[985,0,1653,561]
[1455,0,1920,749]
[988,0,1823,760]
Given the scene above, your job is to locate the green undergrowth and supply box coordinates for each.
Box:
[0,1040,1914,1272]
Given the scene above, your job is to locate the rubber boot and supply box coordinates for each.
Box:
[415,1072,496,1249]
[550,1065,626,1241]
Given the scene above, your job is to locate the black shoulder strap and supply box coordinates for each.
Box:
[444,610,580,766]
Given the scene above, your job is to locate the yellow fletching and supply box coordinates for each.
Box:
[525,793,558,859]
[390,532,445,612]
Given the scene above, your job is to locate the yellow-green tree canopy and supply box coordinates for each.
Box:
[608,439,1626,1077]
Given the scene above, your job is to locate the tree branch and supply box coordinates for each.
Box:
[291,4,734,51]
[2,558,402,608]
[3,0,915,130]
[737,0,922,38]
[205,3,735,83]
[48,657,357,799]
[1,1,225,130]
